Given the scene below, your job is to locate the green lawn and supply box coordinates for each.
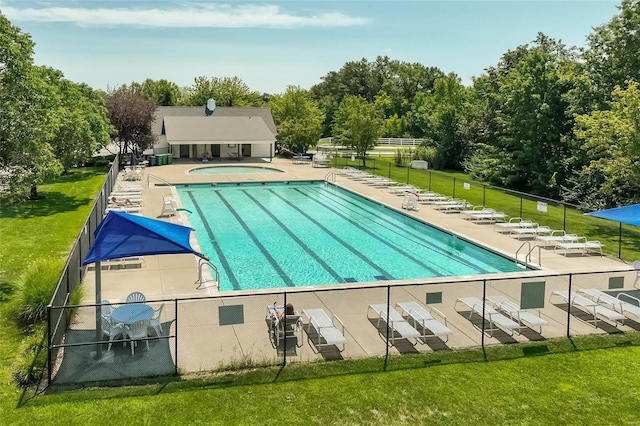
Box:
[1,163,640,424]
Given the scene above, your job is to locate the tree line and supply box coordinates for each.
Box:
[2,1,640,209]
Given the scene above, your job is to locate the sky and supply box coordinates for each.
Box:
[2,0,621,94]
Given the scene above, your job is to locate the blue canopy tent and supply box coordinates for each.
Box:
[82,211,205,357]
[585,204,640,257]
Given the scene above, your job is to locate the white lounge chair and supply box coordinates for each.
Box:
[551,290,625,327]
[105,205,142,214]
[396,302,453,342]
[555,239,604,256]
[510,225,553,240]
[417,194,450,204]
[494,218,535,233]
[431,199,469,212]
[117,181,143,192]
[387,184,420,194]
[535,231,580,248]
[368,304,421,346]
[302,309,347,351]
[486,295,548,333]
[467,210,508,223]
[578,288,640,321]
[454,297,521,336]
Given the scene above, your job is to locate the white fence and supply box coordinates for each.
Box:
[319,137,424,146]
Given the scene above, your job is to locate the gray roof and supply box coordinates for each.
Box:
[163,116,275,143]
[153,106,277,136]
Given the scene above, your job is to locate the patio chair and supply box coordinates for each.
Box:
[126,291,146,303]
[454,297,521,337]
[367,304,421,346]
[302,308,347,351]
[101,299,113,320]
[578,288,640,321]
[401,192,420,211]
[125,319,150,355]
[101,314,124,352]
[395,301,453,342]
[551,290,625,328]
[486,295,548,333]
[267,305,302,347]
[149,303,165,337]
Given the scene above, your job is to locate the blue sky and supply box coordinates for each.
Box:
[2,1,620,94]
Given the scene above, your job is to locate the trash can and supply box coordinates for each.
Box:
[150,156,157,167]
[167,154,173,164]
[161,154,168,165]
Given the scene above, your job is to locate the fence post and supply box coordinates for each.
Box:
[519,197,523,218]
[481,279,486,349]
[385,285,390,363]
[566,274,572,338]
[283,292,288,367]
[388,163,391,179]
[47,305,52,385]
[483,185,486,207]
[174,298,178,375]
[428,172,432,191]
[406,167,410,184]
[563,205,567,231]
[452,178,456,198]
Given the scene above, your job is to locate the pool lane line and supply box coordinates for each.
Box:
[288,187,444,276]
[303,186,492,274]
[185,191,241,291]
[268,189,395,280]
[243,190,345,284]
[214,191,295,287]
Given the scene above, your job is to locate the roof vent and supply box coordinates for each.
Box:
[205,99,216,116]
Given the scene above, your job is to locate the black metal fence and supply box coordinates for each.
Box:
[47,156,119,383]
[47,267,639,385]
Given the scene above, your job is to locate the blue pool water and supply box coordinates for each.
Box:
[176,182,523,291]
[189,166,283,175]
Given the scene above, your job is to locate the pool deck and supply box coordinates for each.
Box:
[74,157,637,378]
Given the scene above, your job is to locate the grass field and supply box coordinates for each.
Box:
[1,162,640,424]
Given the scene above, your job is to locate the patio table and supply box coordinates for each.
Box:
[111,304,154,325]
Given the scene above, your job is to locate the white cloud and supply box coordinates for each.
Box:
[2,3,370,29]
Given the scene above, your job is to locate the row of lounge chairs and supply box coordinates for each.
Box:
[105,182,144,214]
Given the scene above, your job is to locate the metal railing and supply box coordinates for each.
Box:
[147,173,172,187]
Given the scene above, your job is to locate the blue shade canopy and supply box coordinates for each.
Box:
[585,204,640,227]
[83,211,204,265]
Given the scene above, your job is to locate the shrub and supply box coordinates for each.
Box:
[414,145,438,169]
[12,259,64,326]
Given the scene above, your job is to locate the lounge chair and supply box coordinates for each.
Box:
[302,309,347,351]
[367,304,421,346]
[459,205,488,219]
[105,205,142,214]
[509,225,553,240]
[117,181,143,192]
[267,305,302,347]
[486,295,548,333]
[395,302,453,342]
[554,239,604,256]
[417,193,450,204]
[431,199,469,212]
[466,210,508,224]
[578,288,640,321]
[494,218,535,233]
[551,290,625,327]
[535,231,580,248]
[387,184,421,194]
[454,297,521,336]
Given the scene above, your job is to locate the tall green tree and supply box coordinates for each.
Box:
[583,0,640,107]
[0,13,61,200]
[332,96,383,167]
[563,81,640,209]
[269,86,324,154]
[40,67,112,173]
[184,76,263,107]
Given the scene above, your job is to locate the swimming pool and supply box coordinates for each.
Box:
[189,166,283,175]
[176,181,524,291]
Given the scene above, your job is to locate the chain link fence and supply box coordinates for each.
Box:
[48,268,639,385]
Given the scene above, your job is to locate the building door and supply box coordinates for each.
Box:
[241,144,251,157]
[179,144,189,158]
[212,144,220,158]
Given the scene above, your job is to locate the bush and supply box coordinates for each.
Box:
[84,154,116,168]
[414,145,439,169]
[12,259,64,326]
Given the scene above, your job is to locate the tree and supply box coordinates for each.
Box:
[0,13,62,200]
[269,86,324,154]
[583,0,640,106]
[140,79,181,106]
[332,96,383,167]
[563,81,640,209]
[105,90,157,161]
[40,67,112,173]
[183,76,263,107]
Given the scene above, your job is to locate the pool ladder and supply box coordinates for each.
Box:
[195,258,220,289]
[515,242,542,269]
[325,171,335,182]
